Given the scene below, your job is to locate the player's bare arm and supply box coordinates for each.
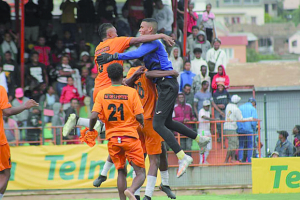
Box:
[3,99,39,117]
[125,66,146,87]
[130,34,175,46]
[145,70,179,79]
[89,112,99,131]
[136,114,144,128]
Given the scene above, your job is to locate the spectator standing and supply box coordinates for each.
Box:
[198,100,214,164]
[193,81,211,117]
[26,107,41,145]
[38,0,54,36]
[224,95,253,163]
[274,131,294,157]
[1,33,18,61]
[1,51,19,99]
[193,31,211,60]
[182,84,194,108]
[122,0,145,36]
[178,3,198,36]
[25,0,40,43]
[169,47,183,73]
[202,3,215,44]
[51,102,63,144]
[179,62,195,92]
[190,48,208,76]
[115,9,132,36]
[60,77,80,110]
[186,26,199,59]
[56,56,76,96]
[12,88,30,141]
[212,82,230,145]
[206,38,227,78]
[237,98,258,162]
[25,52,48,87]
[39,86,59,123]
[173,93,196,155]
[0,0,11,30]
[96,0,117,24]
[292,125,300,156]
[152,0,174,35]
[0,65,8,92]
[77,0,95,43]
[33,36,52,67]
[192,65,210,95]
[60,0,77,40]
[212,65,230,91]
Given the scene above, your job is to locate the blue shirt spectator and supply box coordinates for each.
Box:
[179,61,195,92]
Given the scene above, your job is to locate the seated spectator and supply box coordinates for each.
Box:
[31,83,47,102]
[52,39,69,65]
[62,31,77,60]
[96,0,117,24]
[237,98,258,162]
[0,64,8,92]
[271,151,279,158]
[166,32,182,55]
[169,47,183,73]
[1,51,19,99]
[186,26,199,59]
[77,39,92,58]
[60,77,80,110]
[25,51,48,87]
[194,31,211,60]
[12,88,30,141]
[202,3,215,44]
[293,125,300,156]
[193,81,211,118]
[81,67,90,96]
[212,82,230,145]
[27,107,42,145]
[274,131,294,157]
[152,0,174,35]
[39,86,59,123]
[45,24,59,49]
[191,48,208,76]
[182,84,194,107]
[33,36,51,67]
[25,0,39,43]
[77,51,93,72]
[51,102,63,145]
[173,93,196,155]
[77,0,95,43]
[206,38,227,78]
[198,100,214,164]
[64,98,80,144]
[192,65,210,95]
[212,65,230,91]
[4,116,19,144]
[56,55,76,96]
[179,61,195,92]
[1,32,18,60]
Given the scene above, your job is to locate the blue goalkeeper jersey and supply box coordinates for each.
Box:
[117,40,173,80]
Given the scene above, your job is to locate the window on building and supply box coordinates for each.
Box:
[251,17,257,24]
[224,17,230,25]
[217,0,220,7]
[223,48,234,59]
[259,38,272,47]
[245,0,260,4]
[292,40,297,47]
[272,3,277,10]
[265,4,269,13]
[224,0,241,4]
[232,17,240,24]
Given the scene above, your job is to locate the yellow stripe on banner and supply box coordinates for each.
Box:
[8,145,160,190]
[252,157,300,194]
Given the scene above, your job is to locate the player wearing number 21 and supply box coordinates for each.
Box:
[89,63,145,200]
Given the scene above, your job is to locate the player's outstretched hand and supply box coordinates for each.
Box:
[96,53,119,65]
[162,34,175,46]
[24,99,39,109]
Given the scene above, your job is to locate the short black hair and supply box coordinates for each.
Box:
[98,23,114,41]
[70,98,79,103]
[4,51,11,55]
[202,80,208,86]
[31,51,39,57]
[193,48,202,54]
[107,63,123,81]
[184,84,191,88]
[277,131,289,139]
[67,76,74,80]
[201,65,207,70]
[192,26,199,30]
[295,125,300,132]
[142,18,158,33]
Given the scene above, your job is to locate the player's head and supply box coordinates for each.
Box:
[107,63,123,82]
[98,23,117,41]
[139,18,158,35]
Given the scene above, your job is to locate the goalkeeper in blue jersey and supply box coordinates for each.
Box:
[97,18,210,178]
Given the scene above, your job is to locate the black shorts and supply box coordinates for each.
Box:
[155,78,179,117]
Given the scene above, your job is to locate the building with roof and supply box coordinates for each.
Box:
[264,0,279,17]
[289,31,300,54]
[283,0,300,11]
[219,35,248,63]
[229,32,259,51]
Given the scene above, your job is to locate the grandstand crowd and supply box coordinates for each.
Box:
[0,0,299,161]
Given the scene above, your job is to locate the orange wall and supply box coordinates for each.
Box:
[222,45,247,63]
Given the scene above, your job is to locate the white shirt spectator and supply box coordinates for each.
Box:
[191,58,207,75]
[152,5,174,33]
[206,48,227,72]
[198,108,210,132]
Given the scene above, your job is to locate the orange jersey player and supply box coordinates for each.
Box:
[0,86,38,199]
[89,63,145,200]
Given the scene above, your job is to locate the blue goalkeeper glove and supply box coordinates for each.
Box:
[96,53,119,65]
